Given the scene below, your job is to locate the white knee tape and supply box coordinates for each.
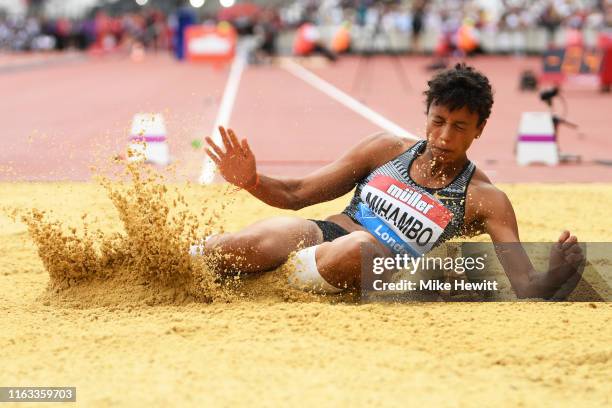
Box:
[288,245,343,294]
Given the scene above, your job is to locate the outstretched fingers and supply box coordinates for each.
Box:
[227,128,241,152]
[219,126,235,152]
[241,138,253,158]
[205,136,225,158]
[205,148,221,165]
[208,127,250,163]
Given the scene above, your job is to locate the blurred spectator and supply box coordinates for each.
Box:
[254,8,281,62]
[411,0,426,53]
[539,2,564,48]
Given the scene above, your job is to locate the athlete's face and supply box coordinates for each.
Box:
[425,103,486,162]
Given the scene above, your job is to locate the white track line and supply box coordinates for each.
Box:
[199,42,249,184]
[280,58,419,141]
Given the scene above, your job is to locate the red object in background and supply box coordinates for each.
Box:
[434,33,452,57]
[598,32,612,88]
[293,23,316,55]
[88,12,120,54]
[184,24,237,63]
[217,3,260,21]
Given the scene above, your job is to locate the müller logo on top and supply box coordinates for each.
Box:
[386,184,434,214]
[360,175,453,250]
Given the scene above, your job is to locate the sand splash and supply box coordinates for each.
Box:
[13,157,344,308]
[16,160,235,307]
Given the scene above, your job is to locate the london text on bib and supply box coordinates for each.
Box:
[354,175,453,256]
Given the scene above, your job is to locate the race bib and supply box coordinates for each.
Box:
[355,175,453,256]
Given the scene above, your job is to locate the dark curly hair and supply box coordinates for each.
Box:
[424,63,494,126]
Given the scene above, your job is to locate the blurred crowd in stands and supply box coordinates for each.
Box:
[284,0,611,57]
[0,0,610,55]
[0,8,170,52]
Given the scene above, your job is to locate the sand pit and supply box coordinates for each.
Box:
[1,172,611,406]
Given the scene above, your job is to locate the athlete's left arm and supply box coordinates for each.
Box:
[480,186,585,299]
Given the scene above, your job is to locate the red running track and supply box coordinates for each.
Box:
[1,53,611,182]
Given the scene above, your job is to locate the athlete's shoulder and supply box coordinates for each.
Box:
[356,131,417,158]
[469,166,493,187]
[377,131,417,147]
[342,132,418,174]
[467,168,513,216]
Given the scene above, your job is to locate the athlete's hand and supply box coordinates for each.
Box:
[549,230,584,275]
[544,230,586,300]
[205,126,257,189]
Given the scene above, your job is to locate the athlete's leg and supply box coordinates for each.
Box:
[314,231,390,289]
[204,216,323,273]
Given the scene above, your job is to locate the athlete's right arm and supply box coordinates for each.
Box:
[205,127,407,210]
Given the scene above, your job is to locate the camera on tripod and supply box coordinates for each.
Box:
[539,87,559,107]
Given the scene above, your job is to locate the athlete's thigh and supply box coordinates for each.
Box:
[233,216,323,254]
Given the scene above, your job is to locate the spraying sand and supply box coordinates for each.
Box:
[0,168,610,406]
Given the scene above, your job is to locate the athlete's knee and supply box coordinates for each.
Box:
[329,231,380,261]
[287,244,344,294]
[287,232,380,294]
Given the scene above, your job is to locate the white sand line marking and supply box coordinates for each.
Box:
[199,41,251,184]
[280,58,419,141]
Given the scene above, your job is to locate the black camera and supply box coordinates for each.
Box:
[539,87,559,106]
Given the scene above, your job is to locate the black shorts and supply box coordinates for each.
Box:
[309,219,350,242]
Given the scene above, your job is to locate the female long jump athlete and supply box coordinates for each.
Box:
[199,63,583,298]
